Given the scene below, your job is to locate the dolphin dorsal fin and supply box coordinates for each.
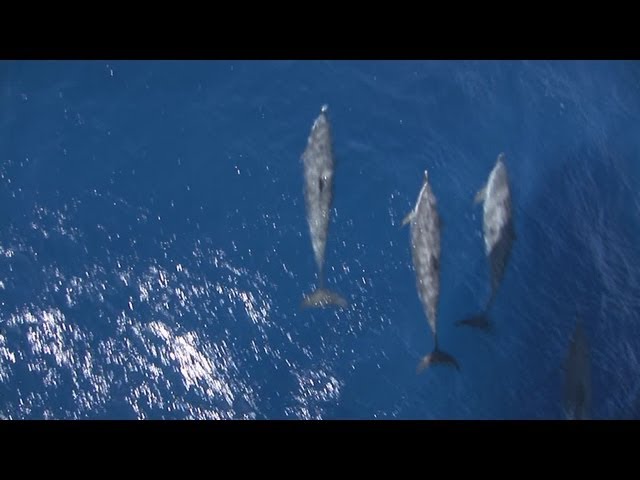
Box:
[474,184,487,205]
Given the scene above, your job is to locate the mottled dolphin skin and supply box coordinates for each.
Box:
[457,153,515,331]
[564,319,591,420]
[403,170,459,373]
[301,105,347,309]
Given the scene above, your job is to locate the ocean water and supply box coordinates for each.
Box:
[1,60,639,420]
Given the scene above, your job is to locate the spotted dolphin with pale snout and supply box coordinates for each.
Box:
[403,170,459,373]
[300,105,347,309]
[457,153,515,332]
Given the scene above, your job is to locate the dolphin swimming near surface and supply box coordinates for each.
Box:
[300,105,347,309]
[457,153,515,331]
[403,170,459,373]
[564,318,591,420]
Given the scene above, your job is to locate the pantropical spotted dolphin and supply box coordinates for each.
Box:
[301,105,347,309]
[403,170,459,373]
[564,319,591,420]
[457,153,515,331]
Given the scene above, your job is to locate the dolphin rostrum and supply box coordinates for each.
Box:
[564,318,591,420]
[301,105,347,309]
[403,170,459,373]
[457,153,515,331]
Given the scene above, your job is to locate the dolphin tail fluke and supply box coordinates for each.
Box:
[302,288,348,309]
[455,313,493,332]
[416,347,460,374]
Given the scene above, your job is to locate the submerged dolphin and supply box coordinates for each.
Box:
[564,319,591,420]
[403,170,459,373]
[457,153,515,331]
[301,105,347,309]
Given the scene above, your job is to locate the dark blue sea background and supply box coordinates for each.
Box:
[1,60,639,419]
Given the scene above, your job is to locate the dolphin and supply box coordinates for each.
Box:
[457,153,515,331]
[564,319,591,420]
[301,105,347,309]
[403,170,459,373]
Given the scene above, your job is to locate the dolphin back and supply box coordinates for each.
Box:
[302,287,348,309]
[564,320,591,420]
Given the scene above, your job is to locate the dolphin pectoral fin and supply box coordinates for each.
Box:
[417,347,460,374]
[474,185,487,205]
[302,288,348,309]
[401,210,415,227]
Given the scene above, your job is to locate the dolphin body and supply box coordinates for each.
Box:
[403,170,459,373]
[564,319,591,420]
[457,153,515,331]
[301,105,347,309]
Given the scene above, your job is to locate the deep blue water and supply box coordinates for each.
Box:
[1,60,640,419]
